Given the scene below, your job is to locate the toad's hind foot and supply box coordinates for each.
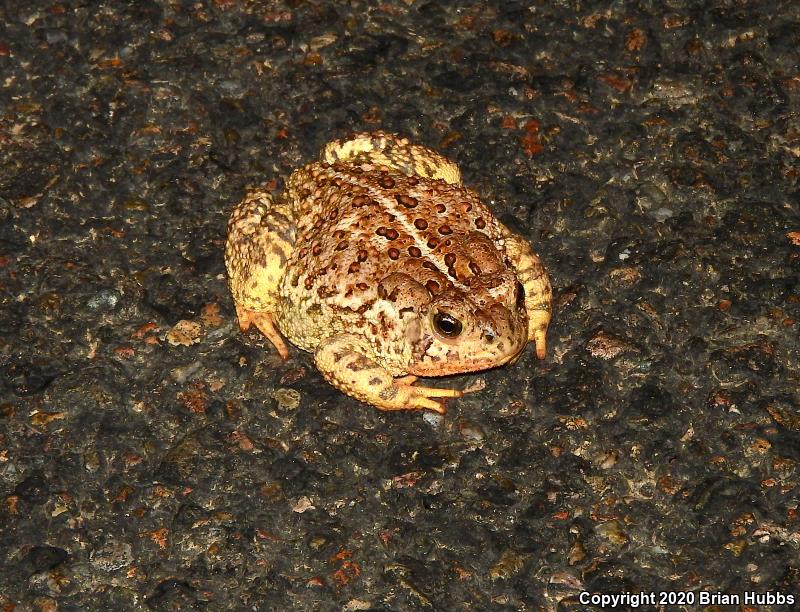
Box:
[225,187,296,360]
[236,305,289,360]
[530,311,549,360]
[499,223,552,359]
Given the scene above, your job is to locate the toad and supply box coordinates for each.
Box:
[225,132,551,413]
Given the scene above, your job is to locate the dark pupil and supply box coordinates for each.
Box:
[434,312,462,337]
[516,281,526,308]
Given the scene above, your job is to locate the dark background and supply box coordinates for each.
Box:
[1,0,799,609]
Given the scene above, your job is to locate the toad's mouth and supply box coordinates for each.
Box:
[408,340,527,377]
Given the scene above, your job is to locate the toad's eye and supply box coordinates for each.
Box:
[433,311,463,338]
[516,281,526,308]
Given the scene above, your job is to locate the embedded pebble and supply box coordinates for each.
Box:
[87,289,121,310]
[166,320,203,346]
[272,387,301,410]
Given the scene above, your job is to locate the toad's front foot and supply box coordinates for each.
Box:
[235,304,289,360]
[383,375,463,414]
[315,336,463,413]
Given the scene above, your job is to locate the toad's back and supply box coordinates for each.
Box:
[276,161,512,351]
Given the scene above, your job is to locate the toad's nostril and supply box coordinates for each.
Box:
[484,329,496,343]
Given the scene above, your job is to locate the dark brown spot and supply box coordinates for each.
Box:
[357,282,368,291]
[334,229,346,240]
[312,244,322,256]
[463,202,473,212]
[388,247,400,260]
[427,237,439,249]
[376,227,387,236]
[297,247,309,259]
[444,239,452,247]
[414,218,428,230]
[304,278,313,290]
[444,253,456,266]
[475,217,486,229]
[352,195,369,207]
[447,267,457,278]
[387,288,399,302]
[408,246,422,257]
[385,228,399,240]
[346,357,373,372]
[348,262,360,274]
[379,386,398,400]
[379,176,395,189]
[422,261,438,271]
[300,188,312,199]
[425,279,440,293]
[357,249,368,262]
[438,225,453,235]
[408,176,419,186]
[396,194,418,208]
[271,245,287,265]
[469,262,481,275]
[329,208,339,221]
[436,203,447,213]
[336,241,348,251]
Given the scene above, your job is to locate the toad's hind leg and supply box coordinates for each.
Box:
[225,188,295,359]
[321,131,462,185]
[499,223,552,360]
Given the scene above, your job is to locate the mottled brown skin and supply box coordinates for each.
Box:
[225,132,552,413]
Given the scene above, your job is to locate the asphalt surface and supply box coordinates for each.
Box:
[1,1,799,610]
